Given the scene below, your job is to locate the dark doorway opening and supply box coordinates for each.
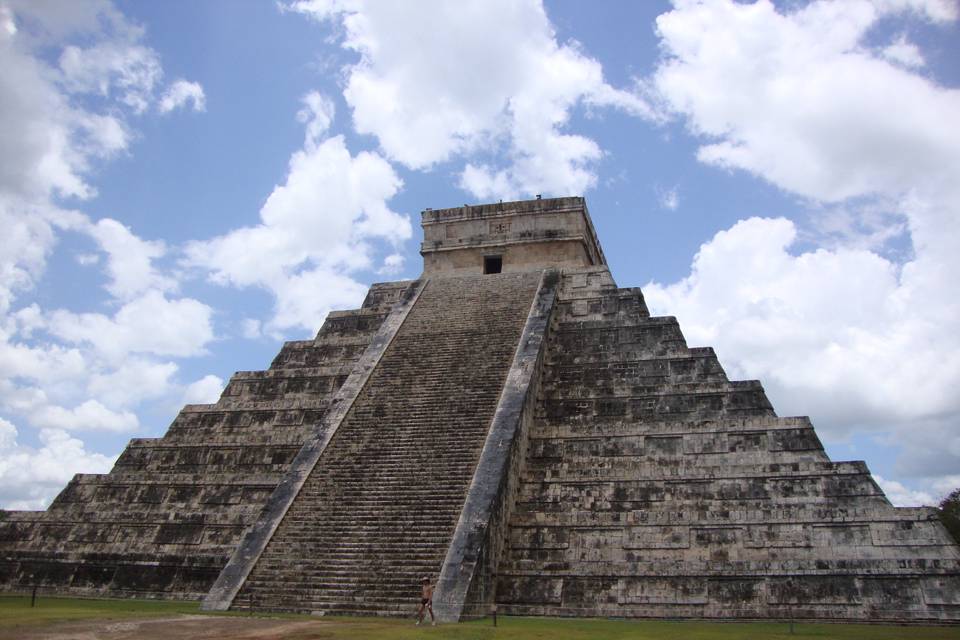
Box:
[484,255,503,274]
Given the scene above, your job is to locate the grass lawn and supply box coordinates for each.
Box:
[0,593,201,625]
[1,596,958,639]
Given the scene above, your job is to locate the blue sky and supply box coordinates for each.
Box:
[1,0,958,509]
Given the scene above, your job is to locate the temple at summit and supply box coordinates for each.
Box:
[1,197,958,622]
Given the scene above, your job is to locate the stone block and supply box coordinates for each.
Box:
[620,577,707,605]
[154,524,204,545]
[112,564,178,592]
[510,527,569,550]
[71,564,117,589]
[861,577,923,606]
[812,524,872,547]
[707,578,763,605]
[921,577,960,605]
[871,521,950,546]
[744,524,812,548]
[497,576,563,605]
[767,576,862,605]
[623,526,689,549]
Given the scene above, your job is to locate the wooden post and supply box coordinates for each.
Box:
[31,585,37,607]
[492,603,497,627]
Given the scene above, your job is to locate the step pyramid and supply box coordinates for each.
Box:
[1,197,957,623]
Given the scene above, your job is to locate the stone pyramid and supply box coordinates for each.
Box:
[1,197,958,622]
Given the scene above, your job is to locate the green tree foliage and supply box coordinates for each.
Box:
[938,488,960,545]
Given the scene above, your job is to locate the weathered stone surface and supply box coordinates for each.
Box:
[492,266,960,622]
[227,272,544,615]
[421,197,605,276]
[0,281,411,599]
[2,197,957,623]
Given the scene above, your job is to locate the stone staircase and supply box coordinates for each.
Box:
[0,282,411,599]
[234,272,543,615]
[494,267,960,622]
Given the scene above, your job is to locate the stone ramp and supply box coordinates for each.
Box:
[494,267,960,622]
[233,272,543,615]
[0,282,410,599]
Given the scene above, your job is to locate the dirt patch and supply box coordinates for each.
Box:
[0,614,338,640]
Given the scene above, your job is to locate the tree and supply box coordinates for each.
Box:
[938,488,960,545]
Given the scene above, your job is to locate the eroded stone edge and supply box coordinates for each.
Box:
[201,278,428,611]
[433,268,559,622]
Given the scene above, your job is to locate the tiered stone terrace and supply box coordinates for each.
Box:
[493,268,960,621]
[234,272,542,614]
[0,282,411,598]
[1,196,957,623]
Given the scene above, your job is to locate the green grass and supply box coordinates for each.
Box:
[1,596,958,639]
[0,594,201,626]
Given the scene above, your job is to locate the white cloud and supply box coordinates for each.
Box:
[297,90,335,148]
[241,318,262,340]
[1,5,14,36]
[48,290,214,362]
[645,0,960,495]
[186,92,410,333]
[0,0,203,201]
[882,34,926,68]
[644,217,957,427]
[270,267,370,334]
[0,418,115,509]
[0,200,57,314]
[0,1,220,509]
[84,218,176,299]
[288,0,655,200]
[182,374,224,405]
[654,0,960,204]
[158,79,206,114]
[932,476,960,498]
[657,185,679,211]
[378,252,404,275]
[32,399,138,432]
[874,475,935,507]
[88,358,178,408]
[59,41,162,114]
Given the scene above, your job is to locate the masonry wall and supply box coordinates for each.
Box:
[420,196,605,276]
[0,282,412,599]
[493,267,960,622]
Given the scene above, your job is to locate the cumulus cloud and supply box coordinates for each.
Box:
[158,79,206,113]
[47,290,214,362]
[0,1,202,203]
[88,358,178,408]
[645,0,960,495]
[874,475,935,507]
[0,200,58,314]
[84,218,177,299]
[882,34,926,68]
[644,217,957,428]
[288,0,656,200]
[0,1,216,508]
[0,418,115,509]
[59,41,163,114]
[186,91,410,333]
[32,399,138,432]
[378,252,404,275]
[182,374,224,405]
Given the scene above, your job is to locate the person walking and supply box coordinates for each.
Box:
[416,576,435,626]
